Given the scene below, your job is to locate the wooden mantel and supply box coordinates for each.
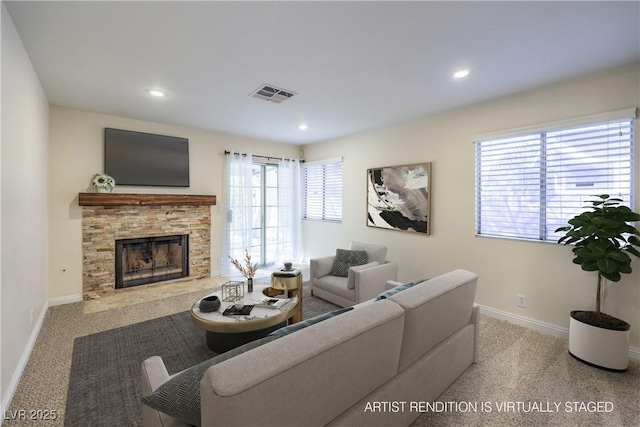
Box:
[78,192,217,206]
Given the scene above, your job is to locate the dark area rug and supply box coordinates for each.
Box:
[65,281,337,427]
[65,311,211,427]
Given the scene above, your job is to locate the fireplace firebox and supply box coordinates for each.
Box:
[115,234,189,289]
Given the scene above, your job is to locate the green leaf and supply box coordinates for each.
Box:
[573,244,591,255]
[585,224,600,235]
[597,258,617,274]
[618,263,632,274]
[586,240,608,257]
[628,235,640,246]
[608,251,631,264]
[592,217,619,227]
[558,236,568,244]
[564,236,582,245]
[580,259,599,271]
[613,205,632,212]
[621,212,640,222]
[569,217,590,227]
[626,245,640,259]
[601,270,621,282]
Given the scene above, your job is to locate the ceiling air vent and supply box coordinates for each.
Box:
[250,84,296,104]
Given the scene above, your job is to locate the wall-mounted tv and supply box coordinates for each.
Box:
[104,128,190,187]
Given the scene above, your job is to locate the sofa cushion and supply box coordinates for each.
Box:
[347,261,379,289]
[141,335,280,426]
[349,241,388,265]
[375,279,428,300]
[269,307,353,337]
[332,249,368,277]
[388,269,478,372]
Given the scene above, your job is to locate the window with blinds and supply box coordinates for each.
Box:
[475,113,635,241]
[302,158,343,222]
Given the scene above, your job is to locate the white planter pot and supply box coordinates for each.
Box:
[569,311,630,372]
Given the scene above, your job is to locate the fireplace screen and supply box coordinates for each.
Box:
[115,235,189,289]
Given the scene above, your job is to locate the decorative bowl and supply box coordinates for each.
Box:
[263,287,285,297]
[199,295,221,313]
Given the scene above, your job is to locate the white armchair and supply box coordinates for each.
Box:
[310,241,398,307]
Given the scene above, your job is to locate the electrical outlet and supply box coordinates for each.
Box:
[517,295,527,308]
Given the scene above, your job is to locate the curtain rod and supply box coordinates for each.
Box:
[224,150,304,163]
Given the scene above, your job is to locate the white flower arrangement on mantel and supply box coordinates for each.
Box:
[91,173,115,193]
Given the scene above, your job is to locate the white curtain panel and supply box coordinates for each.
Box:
[221,152,253,275]
[276,158,303,264]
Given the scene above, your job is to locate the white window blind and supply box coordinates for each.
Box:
[475,113,635,241]
[302,158,343,222]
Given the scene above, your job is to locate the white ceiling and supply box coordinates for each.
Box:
[5,1,640,145]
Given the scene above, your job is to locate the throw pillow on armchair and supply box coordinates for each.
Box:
[331,249,367,277]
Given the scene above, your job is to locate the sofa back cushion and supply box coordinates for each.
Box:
[374,278,428,300]
[200,299,405,427]
[389,269,478,372]
[268,307,353,337]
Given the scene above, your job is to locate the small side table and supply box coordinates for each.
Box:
[271,270,303,323]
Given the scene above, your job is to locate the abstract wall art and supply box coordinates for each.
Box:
[366,162,431,234]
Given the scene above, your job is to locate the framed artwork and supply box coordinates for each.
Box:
[366,162,431,234]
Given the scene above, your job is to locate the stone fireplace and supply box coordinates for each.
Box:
[79,193,216,300]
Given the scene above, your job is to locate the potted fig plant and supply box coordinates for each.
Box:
[555,194,640,371]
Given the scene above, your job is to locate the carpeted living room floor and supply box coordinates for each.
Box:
[4,274,639,426]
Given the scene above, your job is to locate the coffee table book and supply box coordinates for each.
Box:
[254,297,289,309]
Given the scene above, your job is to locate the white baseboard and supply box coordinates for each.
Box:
[478,304,640,361]
[1,301,49,415]
[48,294,83,306]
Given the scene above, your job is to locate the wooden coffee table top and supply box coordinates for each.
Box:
[190,284,300,333]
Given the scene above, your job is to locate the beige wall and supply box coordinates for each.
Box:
[1,3,50,406]
[48,106,300,300]
[302,64,640,349]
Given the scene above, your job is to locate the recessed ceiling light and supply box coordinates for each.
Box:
[453,69,470,79]
[146,89,167,98]
[298,123,308,131]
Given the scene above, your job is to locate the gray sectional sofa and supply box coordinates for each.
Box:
[141,269,479,427]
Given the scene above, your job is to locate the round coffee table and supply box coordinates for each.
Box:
[190,283,300,353]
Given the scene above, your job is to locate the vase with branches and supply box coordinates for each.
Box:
[229,249,258,292]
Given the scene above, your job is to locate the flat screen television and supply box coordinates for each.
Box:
[104,128,190,187]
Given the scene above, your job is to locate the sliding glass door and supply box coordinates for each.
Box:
[223,152,301,275]
[251,163,278,266]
